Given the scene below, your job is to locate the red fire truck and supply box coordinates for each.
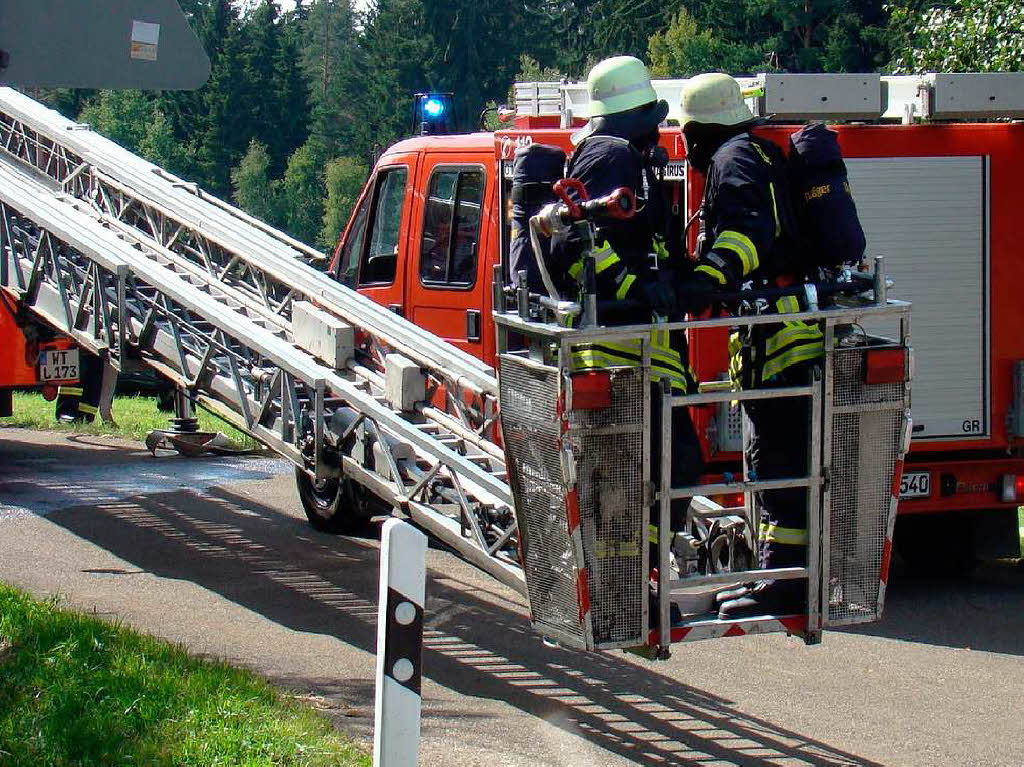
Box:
[0,297,79,417]
[331,74,1024,564]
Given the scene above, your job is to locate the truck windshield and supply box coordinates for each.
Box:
[346,166,408,286]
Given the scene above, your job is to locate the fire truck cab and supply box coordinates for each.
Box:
[331,73,1024,566]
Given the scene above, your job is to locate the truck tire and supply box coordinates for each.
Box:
[295,466,376,534]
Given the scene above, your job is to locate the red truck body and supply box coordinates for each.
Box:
[331,116,1024,555]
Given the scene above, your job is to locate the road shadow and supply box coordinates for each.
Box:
[43,481,879,767]
[0,430,284,518]
[838,556,1024,656]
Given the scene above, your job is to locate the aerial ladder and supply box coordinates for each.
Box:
[0,87,912,656]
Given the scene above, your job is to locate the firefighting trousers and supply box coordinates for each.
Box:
[743,368,813,570]
[649,383,704,553]
[55,351,102,423]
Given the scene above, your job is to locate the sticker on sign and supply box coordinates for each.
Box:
[899,471,931,499]
[130,20,161,62]
[38,349,79,383]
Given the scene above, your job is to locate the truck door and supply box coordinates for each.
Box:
[406,161,492,361]
[334,154,418,315]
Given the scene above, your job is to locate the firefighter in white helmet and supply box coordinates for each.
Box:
[680,72,824,620]
[561,56,704,580]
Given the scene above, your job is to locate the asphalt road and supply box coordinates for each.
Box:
[1,428,1022,766]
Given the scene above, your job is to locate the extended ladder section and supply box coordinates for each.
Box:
[0,88,523,593]
[516,71,1024,125]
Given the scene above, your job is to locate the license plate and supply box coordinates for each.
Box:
[899,471,931,499]
[38,348,79,383]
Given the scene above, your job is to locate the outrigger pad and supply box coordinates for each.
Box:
[144,430,249,457]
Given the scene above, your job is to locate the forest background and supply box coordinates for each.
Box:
[30,0,1023,254]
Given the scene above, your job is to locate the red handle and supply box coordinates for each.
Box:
[552,178,587,219]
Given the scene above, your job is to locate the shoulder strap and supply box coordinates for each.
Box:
[566,134,636,178]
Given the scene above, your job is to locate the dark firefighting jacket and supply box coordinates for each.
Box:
[563,134,696,394]
[695,132,824,386]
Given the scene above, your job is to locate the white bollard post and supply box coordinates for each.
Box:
[373,518,426,767]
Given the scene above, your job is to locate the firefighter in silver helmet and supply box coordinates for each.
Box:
[562,56,704,576]
[679,73,824,620]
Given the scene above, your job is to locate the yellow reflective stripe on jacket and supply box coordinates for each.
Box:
[571,337,643,372]
[615,273,637,301]
[765,322,823,359]
[595,253,620,274]
[568,244,621,282]
[714,230,759,276]
[649,329,696,393]
[758,522,809,546]
[728,330,743,388]
[776,295,800,314]
[574,334,695,393]
[596,534,641,559]
[752,142,772,165]
[695,263,727,285]
[761,338,824,381]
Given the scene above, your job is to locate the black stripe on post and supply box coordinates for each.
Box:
[383,586,423,695]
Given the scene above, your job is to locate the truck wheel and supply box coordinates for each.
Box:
[295,467,376,534]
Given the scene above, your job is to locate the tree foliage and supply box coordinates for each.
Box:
[321,156,368,250]
[891,0,1024,72]
[649,10,771,77]
[232,140,280,226]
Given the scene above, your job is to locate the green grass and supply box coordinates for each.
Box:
[0,584,369,767]
[0,391,259,450]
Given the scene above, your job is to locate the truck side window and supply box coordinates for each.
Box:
[336,191,371,287]
[359,167,408,286]
[419,168,483,288]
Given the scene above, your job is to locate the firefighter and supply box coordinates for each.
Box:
[679,73,824,620]
[561,56,704,568]
[54,350,102,424]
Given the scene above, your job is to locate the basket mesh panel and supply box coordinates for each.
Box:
[499,355,586,646]
[827,348,906,626]
[567,369,645,647]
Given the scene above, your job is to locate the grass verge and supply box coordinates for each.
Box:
[0,583,368,766]
[0,391,259,450]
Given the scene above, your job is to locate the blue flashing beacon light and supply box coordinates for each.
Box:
[423,98,445,118]
[413,92,455,136]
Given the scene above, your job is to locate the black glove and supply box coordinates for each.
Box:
[639,278,679,317]
[675,273,718,315]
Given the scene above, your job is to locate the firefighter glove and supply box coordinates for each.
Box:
[639,278,679,316]
[675,272,718,315]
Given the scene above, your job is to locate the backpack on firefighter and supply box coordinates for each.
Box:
[786,122,867,272]
[508,143,568,294]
